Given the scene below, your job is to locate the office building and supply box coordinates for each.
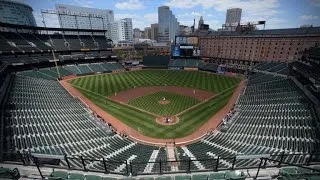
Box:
[144,27,151,39]
[158,6,179,43]
[0,0,36,26]
[151,23,159,41]
[109,18,133,44]
[179,25,192,35]
[133,28,142,39]
[225,8,242,25]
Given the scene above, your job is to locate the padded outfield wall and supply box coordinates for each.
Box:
[142,56,170,67]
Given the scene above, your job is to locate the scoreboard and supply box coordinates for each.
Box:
[175,36,199,45]
[172,36,200,57]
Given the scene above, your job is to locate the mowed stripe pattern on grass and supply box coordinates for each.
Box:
[77,87,235,139]
[71,70,240,139]
[69,70,240,96]
[128,91,199,116]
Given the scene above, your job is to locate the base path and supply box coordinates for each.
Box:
[109,86,214,103]
[60,79,246,146]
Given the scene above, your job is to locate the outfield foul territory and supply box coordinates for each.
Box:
[66,70,242,141]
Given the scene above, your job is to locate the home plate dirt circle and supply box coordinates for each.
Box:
[158,100,170,105]
[156,116,180,126]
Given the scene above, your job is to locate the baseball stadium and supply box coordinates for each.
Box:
[0,9,320,180]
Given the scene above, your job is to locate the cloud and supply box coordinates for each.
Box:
[33,12,60,28]
[165,0,281,26]
[115,13,139,20]
[115,0,145,10]
[165,0,198,9]
[72,0,94,8]
[144,13,158,22]
[300,15,319,20]
[311,0,320,7]
[178,12,202,18]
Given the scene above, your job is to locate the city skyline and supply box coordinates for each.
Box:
[26,0,320,30]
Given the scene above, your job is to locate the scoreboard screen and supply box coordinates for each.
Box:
[175,36,199,45]
[173,36,200,57]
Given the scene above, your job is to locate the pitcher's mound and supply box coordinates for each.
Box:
[159,100,170,105]
[156,116,179,126]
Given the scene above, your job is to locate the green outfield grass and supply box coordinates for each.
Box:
[69,70,241,139]
[128,91,199,116]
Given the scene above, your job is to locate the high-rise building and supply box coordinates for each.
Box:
[133,28,142,38]
[225,8,242,25]
[144,27,151,39]
[198,16,204,30]
[0,0,36,26]
[151,23,159,41]
[158,6,179,43]
[179,25,192,35]
[109,18,133,44]
[55,4,114,29]
[140,31,145,39]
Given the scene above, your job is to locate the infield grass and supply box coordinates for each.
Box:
[69,70,241,139]
[128,91,199,116]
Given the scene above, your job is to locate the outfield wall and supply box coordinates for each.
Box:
[143,56,170,67]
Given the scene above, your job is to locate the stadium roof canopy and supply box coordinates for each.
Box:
[0,22,107,33]
[199,26,320,37]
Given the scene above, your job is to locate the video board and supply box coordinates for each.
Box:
[175,36,199,45]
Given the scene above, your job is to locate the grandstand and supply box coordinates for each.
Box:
[0,22,320,180]
[177,74,320,170]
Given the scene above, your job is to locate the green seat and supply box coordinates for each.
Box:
[307,175,320,180]
[118,178,136,180]
[225,171,245,180]
[86,175,102,180]
[102,177,118,180]
[277,175,290,180]
[297,167,313,174]
[50,171,68,179]
[155,176,172,180]
[192,174,208,180]
[139,177,154,180]
[174,175,190,180]
[280,167,298,178]
[69,173,85,180]
[209,172,225,180]
[0,167,11,173]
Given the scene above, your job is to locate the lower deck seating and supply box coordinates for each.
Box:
[254,62,289,75]
[177,74,320,170]
[48,170,246,180]
[3,75,166,174]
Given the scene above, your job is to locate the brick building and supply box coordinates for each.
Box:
[199,27,320,64]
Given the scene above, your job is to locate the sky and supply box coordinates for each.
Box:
[24,0,320,30]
